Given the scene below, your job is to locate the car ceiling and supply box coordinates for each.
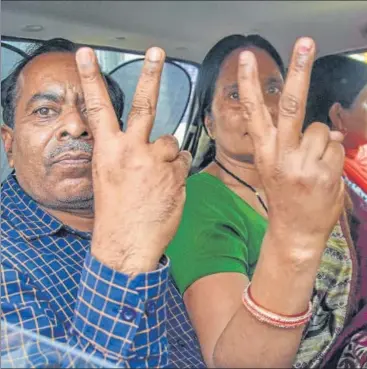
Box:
[2,0,367,64]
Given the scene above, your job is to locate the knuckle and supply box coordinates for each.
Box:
[86,99,111,116]
[159,134,179,147]
[240,98,256,121]
[317,169,335,190]
[303,122,330,143]
[130,94,155,117]
[279,93,300,117]
[142,64,160,78]
[174,152,191,173]
[280,161,312,187]
[268,161,286,181]
[155,135,180,157]
[308,121,330,134]
[181,154,192,171]
[289,173,313,192]
[310,121,328,130]
[292,50,312,73]
[80,69,100,83]
[238,66,251,81]
[292,59,307,74]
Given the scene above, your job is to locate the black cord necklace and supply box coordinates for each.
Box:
[214,158,268,214]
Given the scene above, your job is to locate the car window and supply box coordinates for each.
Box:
[110,59,191,141]
[1,321,116,368]
[1,43,29,182]
[0,38,199,183]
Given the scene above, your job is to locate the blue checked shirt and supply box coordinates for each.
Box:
[1,174,205,368]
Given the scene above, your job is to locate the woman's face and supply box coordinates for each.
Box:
[341,84,367,146]
[205,46,284,162]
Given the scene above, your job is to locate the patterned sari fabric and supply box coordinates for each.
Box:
[346,179,367,308]
[293,208,358,368]
[320,305,367,368]
[337,330,367,368]
[318,182,367,369]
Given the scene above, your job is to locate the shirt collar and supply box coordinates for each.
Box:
[1,174,90,240]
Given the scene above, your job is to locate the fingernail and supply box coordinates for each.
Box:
[298,37,313,54]
[76,48,93,67]
[147,47,162,62]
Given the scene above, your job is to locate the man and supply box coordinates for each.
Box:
[2,36,350,369]
[1,38,205,368]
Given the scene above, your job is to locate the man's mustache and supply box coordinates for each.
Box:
[47,139,93,160]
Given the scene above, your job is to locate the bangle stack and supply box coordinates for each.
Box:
[242,283,313,329]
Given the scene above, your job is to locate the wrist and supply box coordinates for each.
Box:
[91,246,162,276]
[264,226,327,269]
[250,229,323,316]
[91,227,162,276]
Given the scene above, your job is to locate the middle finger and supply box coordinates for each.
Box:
[277,37,316,150]
[126,47,166,143]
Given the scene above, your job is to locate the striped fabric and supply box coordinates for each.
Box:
[1,174,205,368]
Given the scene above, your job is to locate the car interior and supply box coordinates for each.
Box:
[2,0,367,182]
[1,1,367,366]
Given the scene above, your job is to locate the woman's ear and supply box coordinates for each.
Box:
[1,125,15,168]
[329,102,347,133]
[204,113,216,140]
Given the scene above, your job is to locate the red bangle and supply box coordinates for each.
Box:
[242,283,313,329]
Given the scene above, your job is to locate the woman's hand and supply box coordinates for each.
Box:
[238,37,345,260]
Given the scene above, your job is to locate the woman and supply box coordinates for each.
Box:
[305,56,367,302]
[304,55,367,369]
[304,54,367,195]
[166,34,358,368]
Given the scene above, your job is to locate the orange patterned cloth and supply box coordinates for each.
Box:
[344,145,367,194]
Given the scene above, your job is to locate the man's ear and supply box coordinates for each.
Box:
[204,113,216,140]
[1,124,15,168]
[329,102,346,133]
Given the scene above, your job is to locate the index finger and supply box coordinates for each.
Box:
[238,50,274,145]
[277,37,316,149]
[76,47,121,141]
[126,47,165,142]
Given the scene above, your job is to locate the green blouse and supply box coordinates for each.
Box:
[166,172,267,294]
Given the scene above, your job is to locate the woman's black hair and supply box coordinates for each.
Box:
[192,34,285,166]
[304,54,367,131]
[1,38,125,129]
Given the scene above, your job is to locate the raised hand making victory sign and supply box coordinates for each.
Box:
[75,46,192,275]
[238,37,345,257]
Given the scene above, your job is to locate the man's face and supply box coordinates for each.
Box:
[2,52,95,211]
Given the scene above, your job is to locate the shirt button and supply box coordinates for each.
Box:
[145,300,156,315]
[120,306,137,322]
[177,339,186,348]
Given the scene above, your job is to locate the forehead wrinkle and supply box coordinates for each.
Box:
[20,71,83,106]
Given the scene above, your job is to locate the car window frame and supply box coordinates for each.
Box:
[108,57,193,137]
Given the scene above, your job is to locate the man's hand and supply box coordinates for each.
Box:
[76,47,192,274]
[238,37,345,261]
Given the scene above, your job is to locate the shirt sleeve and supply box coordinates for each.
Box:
[1,249,170,368]
[166,175,250,295]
